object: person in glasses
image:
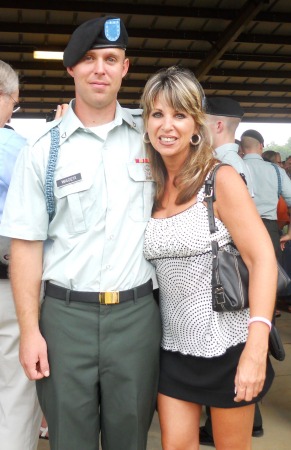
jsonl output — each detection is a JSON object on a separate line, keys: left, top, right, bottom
{"left": 0, "top": 59, "right": 43, "bottom": 450}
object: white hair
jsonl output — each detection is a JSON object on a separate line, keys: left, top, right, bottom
{"left": 0, "top": 60, "right": 19, "bottom": 94}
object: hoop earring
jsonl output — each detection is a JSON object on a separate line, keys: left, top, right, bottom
{"left": 143, "top": 132, "right": 151, "bottom": 144}
{"left": 190, "top": 134, "right": 201, "bottom": 146}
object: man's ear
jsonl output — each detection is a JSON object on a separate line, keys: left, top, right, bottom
{"left": 122, "top": 58, "right": 130, "bottom": 78}
{"left": 67, "top": 67, "right": 74, "bottom": 78}
{"left": 217, "top": 120, "right": 224, "bottom": 133}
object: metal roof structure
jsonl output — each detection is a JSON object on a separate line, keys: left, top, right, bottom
{"left": 1, "top": 0, "right": 291, "bottom": 122}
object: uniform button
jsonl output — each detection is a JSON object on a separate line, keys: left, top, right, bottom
{"left": 106, "top": 264, "right": 111, "bottom": 270}
{"left": 109, "top": 234, "right": 114, "bottom": 240}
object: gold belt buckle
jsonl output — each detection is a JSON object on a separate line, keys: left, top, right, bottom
{"left": 99, "top": 291, "right": 120, "bottom": 304}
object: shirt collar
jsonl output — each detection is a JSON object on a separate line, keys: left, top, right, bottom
{"left": 214, "top": 142, "right": 238, "bottom": 159}
{"left": 117, "top": 103, "right": 142, "bottom": 133}
{"left": 58, "top": 100, "right": 141, "bottom": 144}
{"left": 243, "top": 153, "right": 263, "bottom": 160}
{"left": 58, "top": 100, "right": 83, "bottom": 143}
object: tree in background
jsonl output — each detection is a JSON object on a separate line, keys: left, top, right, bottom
{"left": 265, "top": 137, "right": 291, "bottom": 161}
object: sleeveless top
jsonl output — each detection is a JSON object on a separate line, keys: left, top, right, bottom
{"left": 143, "top": 179, "right": 250, "bottom": 358}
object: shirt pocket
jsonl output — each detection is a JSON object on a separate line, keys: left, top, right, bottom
{"left": 54, "top": 178, "right": 94, "bottom": 234}
{"left": 127, "top": 163, "right": 155, "bottom": 222}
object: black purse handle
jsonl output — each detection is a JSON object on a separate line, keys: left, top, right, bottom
{"left": 204, "top": 163, "right": 229, "bottom": 235}
{"left": 204, "top": 163, "right": 230, "bottom": 263}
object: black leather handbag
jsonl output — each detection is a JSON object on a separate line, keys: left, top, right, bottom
{"left": 205, "top": 163, "right": 291, "bottom": 313}
{"left": 210, "top": 239, "right": 290, "bottom": 313}
{"left": 204, "top": 164, "right": 289, "bottom": 360}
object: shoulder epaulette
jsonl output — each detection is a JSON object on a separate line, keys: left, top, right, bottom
{"left": 29, "top": 118, "right": 62, "bottom": 147}
{"left": 126, "top": 108, "right": 143, "bottom": 116}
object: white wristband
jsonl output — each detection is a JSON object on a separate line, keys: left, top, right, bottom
{"left": 248, "top": 316, "right": 272, "bottom": 331}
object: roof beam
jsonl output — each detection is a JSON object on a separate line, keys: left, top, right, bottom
{"left": 3, "top": 2, "right": 291, "bottom": 24}
{"left": 194, "top": 0, "right": 265, "bottom": 79}
{"left": 2, "top": 44, "right": 291, "bottom": 64}
{"left": 202, "top": 82, "right": 291, "bottom": 93}
{"left": 18, "top": 90, "right": 291, "bottom": 105}
{"left": 0, "top": 1, "right": 235, "bottom": 18}
{"left": 14, "top": 102, "right": 291, "bottom": 116}
{"left": 8, "top": 60, "right": 291, "bottom": 79}
{"left": 17, "top": 77, "right": 291, "bottom": 94}
{"left": 208, "top": 68, "right": 291, "bottom": 78}
{"left": 0, "top": 2, "right": 246, "bottom": 19}
{"left": 2, "top": 21, "right": 291, "bottom": 45}
{"left": 14, "top": 112, "right": 291, "bottom": 124}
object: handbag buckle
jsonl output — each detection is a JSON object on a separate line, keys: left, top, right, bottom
{"left": 214, "top": 286, "right": 225, "bottom": 305}
{"left": 204, "top": 186, "right": 213, "bottom": 198}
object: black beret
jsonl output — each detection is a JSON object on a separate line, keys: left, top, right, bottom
{"left": 205, "top": 96, "right": 244, "bottom": 119}
{"left": 63, "top": 16, "right": 128, "bottom": 67}
{"left": 241, "top": 129, "right": 264, "bottom": 146}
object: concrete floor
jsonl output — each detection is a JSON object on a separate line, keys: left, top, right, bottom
{"left": 38, "top": 308, "right": 291, "bottom": 450}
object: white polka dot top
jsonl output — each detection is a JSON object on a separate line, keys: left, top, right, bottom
{"left": 144, "top": 180, "right": 249, "bottom": 358}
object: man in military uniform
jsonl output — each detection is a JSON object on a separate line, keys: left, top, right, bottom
{"left": 0, "top": 17, "right": 161, "bottom": 450}
{"left": 204, "top": 96, "right": 254, "bottom": 196}
{"left": 241, "top": 129, "right": 291, "bottom": 259}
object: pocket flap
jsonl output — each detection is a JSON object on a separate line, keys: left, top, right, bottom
{"left": 127, "top": 162, "right": 153, "bottom": 182}
{"left": 54, "top": 174, "right": 93, "bottom": 198}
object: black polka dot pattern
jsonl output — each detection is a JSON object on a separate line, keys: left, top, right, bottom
{"left": 144, "top": 182, "right": 249, "bottom": 357}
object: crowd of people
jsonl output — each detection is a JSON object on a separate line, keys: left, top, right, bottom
{"left": 0, "top": 15, "right": 290, "bottom": 450}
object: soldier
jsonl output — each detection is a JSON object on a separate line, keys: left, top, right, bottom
{"left": 0, "top": 17, "right": 161, "bottom": 450}
{"left": 241, "top": 129, "right": 291, "bottom": 261}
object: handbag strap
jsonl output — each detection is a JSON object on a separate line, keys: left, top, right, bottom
{"left": 204, "top": 163, "right": 228, "bottom": 261}
{"left": 204, "top": 163, "right": 229, "bottom": 234}
{"left": 205, "top": 163, "right": 241, "bottom": 258}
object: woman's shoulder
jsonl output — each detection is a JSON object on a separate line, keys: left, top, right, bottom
{"left": 213, "top": 163, "right": 243, "bottom": 187}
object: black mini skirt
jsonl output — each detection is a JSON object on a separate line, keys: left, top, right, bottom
{"left": 159, "top": 343, "right": 274, "bottom": 408}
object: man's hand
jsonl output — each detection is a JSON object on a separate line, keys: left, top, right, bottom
{"left": 280, "top": 232, "right": 291, "bottom": 250}
{"left": 19, "top": 329, "right": 50, "bottom": 380}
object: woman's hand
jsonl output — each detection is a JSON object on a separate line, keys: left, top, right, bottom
{"left": 234, "top": 322, "right": 269, "bottom": 402}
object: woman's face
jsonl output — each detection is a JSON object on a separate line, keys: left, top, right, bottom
{"left": 147, "top": 95, "right": 198, "bottom": 162}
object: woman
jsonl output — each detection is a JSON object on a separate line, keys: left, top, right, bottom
{"left": 141, "top": 66, "right": 276, "bottom": 450}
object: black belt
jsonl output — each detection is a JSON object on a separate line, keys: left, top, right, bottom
{"left": 45, "top": 279, "right": 153, "bottom": 304}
